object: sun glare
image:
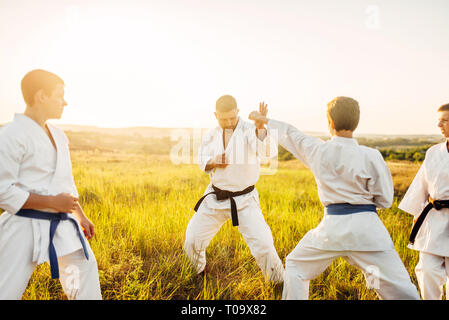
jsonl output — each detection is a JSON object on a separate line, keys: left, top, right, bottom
{"left": 0, "top": 1, "right": 448, "bottom": 134}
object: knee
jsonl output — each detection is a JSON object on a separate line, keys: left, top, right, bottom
{"left": 284, "top": 255, "right": 315, "bottom": 281}
{"left": 285, "top": 253, "right": 298, "bottom": 269}
{"left": 251, "top": 240, "right": 275, "bottom": 260}
{"left": 69, "top": 252, "right": 98, "bottom": 275}
{"left": 184, "top": 236, "right": 194, "bottom": 255}
{"left": 284, "top": 263, "right": 308, "bottom": 283}
{"left": 184, "top": 229, "right": 201, "bottom": 256}
{"left": 415, "top": 257, "right": 444, "bottom": 279}
{"left": 85, "top": 246, "right": 99, "bottom": 269}
{"left": 87, "top": 254, "right": 99, "bottom": 271}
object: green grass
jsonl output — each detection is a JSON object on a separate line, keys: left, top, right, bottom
{"left": 20, "top": 151, "right": 422, "bottom": 300}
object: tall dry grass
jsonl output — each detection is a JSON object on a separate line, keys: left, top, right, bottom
{"left": 21, "top": 152, "right": 423, "bottom": 300}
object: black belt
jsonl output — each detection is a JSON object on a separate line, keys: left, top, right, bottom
{"left": 194, "top": 185, "right": 255, "bottom": 226}
{"left": 409, "top": 197, "right": 449, "bottom": 244}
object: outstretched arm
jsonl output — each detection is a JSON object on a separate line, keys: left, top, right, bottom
{"left": 249, "top": 110, "right": 323, "bottom": 168}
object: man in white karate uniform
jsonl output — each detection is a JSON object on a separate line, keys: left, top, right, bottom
{"left": 184, "top": 95, "right": 284, "bottom": 284}
{"left": 399, "top": 103, "right": 449, "bottom": 300}
{"left": 0, "top": 69, "right": 102, "bottom": 300}
{"left": 249, "top": 96, "right": 420, "bottom": 299}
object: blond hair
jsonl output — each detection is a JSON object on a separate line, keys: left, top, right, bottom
{"left": 216, "top": 95, "right": 237, "bottom": 112}
{"left": 327, "top": 96, "right": 360, "bottom": 131}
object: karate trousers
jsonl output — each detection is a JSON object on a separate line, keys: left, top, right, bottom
{"left": 0, "top": 217, "right": 102, "bottom": 300}
{"left": 184, "top": 199, "right": 285, "bottom": 283}
{"left": 282, "top": 244, "right": 420, "bottom": 300}
{"left": 415, "top": 252, "right": 449, "bottom": 300}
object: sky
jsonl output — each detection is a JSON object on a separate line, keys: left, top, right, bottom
{"left": 0, "top": 0, "right": 448, "bottom": 134}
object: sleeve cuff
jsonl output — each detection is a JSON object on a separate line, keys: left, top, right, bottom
{"left": 5, "top": 190, "right": 30, "bottom": 215}
{"left": 398, "top": 202, "right": 422, "bottom": 216}
{"left": 199, "top": 156, "right": 212, "bottom": 173}
{"left": 266, "top": 119, "right": 275, "bottom": 129}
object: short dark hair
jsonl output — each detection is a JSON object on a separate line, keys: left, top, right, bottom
{"left": 437, "top": 103, "right": 449, "bottom": 112}
{"left": 327, "top": 96, "right": 360, "bottom": 131}
{"left": 21, "top": 69, "right": 64, "bottom": 106}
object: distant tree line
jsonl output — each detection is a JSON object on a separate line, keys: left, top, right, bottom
{"left": 378, "top": 146, "right": 430, "bottom": 162}
{"left": 278, "top": 139, "right": 441, "bottom": 163}
{"left": 63, "top": 129, "right": 442, "bottom": 163}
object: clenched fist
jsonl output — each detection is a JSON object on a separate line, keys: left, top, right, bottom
{"left": 51, "top": 193, "right": 79, "bottom": 213}
{"left": 205, "top": 153, "right": 228, "bottom": 171}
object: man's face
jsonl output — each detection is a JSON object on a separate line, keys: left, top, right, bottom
{"left": 438, "top": 111, "right": 449, "bottom": 138}
{"left": 41, "top": 83, "right": 67, "bottom": 120}
{"left": 215, "top": 108, "right": 239, "bottom": 130}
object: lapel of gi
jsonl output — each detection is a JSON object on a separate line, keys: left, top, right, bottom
{"left": 46, "top": 124, "right": 67, "bottom": 195}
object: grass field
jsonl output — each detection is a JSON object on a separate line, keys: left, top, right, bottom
{"left": 21, "top": 151, "right": 424, "bottom": 300}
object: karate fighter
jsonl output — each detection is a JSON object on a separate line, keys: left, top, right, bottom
{"left": 184, "top": 95, "right": 284, "bottom": 284}
{"left": 399, "top": 103, "right": 449, "bottom": 300}
{"left": 249, "top": 96, "right": 420, "bottom": 300}
{"left": 0, "top": 69, "right": 102, "bottom": 300}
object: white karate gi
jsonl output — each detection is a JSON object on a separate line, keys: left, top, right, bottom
{"left": 399, "top": 142, "right": 449, "bottom": 299}
{"left": 184, "top": 118, "right": 285, "bottom": 283}
{"left": 267, "top": 119, "right": 419, "bottom": 300}
{"left": 0, "top": 114, "right": 102, "bottom": 300}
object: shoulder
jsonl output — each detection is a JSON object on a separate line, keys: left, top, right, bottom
{"left": 239, "top": 120, "right": 258, "bottom": 137}
{"left": 425, "top": 143, "right": 444, "bottom": 157}
{"left": 202, "top": 126, "right": 220, "bottom": 143}
{"left": 0, "top": 121, "right": 29, "bottom": 157}
{"left": 0, "top": 121, "right": 28, "bottom": 145}
{"left": 360, "top": 144, "right": 381, "bottom": 155}
{"left": 0, "top": 121, "right": 15, "bottom": 136}
{"left": 240, "top": 119, "right": 255, "bottom": 130}
{"left": 359, "top": 145, "right": 385, "bottom": 163}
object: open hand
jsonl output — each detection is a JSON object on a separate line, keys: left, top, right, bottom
{"left": 79, "top": 216, "right": 95, "bottom": 240}
{"left": 256, "top": 102, "right": 268, "bottom": 129}
{"left": 249, "top": 102, "right": 269, "bottom": 126}
{"left": 259, "top": 101, "right": 268, "bottom": 117}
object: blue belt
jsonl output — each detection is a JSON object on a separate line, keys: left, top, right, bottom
{"left": 325, "top": 203, "right": 377, "bottom": 215}
{"left": 16, "top": 209, "right": 89, "bottom": 279}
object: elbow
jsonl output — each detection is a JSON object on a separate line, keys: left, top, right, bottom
{"left": 0, "top": 189, "right": 30, "bottom": 215}
{"left": 375, "top": 196, "right": 393, "bottom": 209}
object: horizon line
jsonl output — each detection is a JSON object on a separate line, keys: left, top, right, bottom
{"left": 54, "top": 123, "right": 443, "bottom": 138}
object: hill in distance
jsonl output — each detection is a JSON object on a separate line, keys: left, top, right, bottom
{"left": 58, "top": 124, "right": 442, "bottom": 140}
